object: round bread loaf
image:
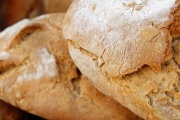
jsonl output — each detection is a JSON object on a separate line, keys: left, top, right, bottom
{"left": 63, "top": 0, "right": 180, "bottom": 119}
{"left": 0, "top": 13, "right": 142, "bottom": 120}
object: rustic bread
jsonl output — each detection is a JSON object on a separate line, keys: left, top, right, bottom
{"left": 63, "top": 0, "right": 180, "bottom": 120}
{"left": 0, "top": 13, "right": 142, "bottom": 120}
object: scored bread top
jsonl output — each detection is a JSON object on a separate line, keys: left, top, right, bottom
{"left": 63, "top": 0, "right": 180, "bottom": 77}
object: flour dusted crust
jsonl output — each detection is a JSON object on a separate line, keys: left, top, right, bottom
{"left": 0, "top": 14, "right": 142, "bottom": 120}
{"left": 63, "top": 0, "right": 180, "bottom": 119}
{"left": 68, "top": 35, "right": 180, "bottom": 120}
{"left": 63, "top": 0, "right": 180, "bottom": 77}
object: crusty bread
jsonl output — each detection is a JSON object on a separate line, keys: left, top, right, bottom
{"left": 68, "top": 39, "right": 180, "bottom": 120}
{"left": 0, "top": 13, "right": 142, "bottom": 120}
{"left": 63, "top": 0, "right": 180, "bottom": 120}
{"left": 173, "top": 38, "right": 180, "bottom": 65}
{"left": 63, "top": 0, "right": 180, "bottom": 77}
{"left": 170, "top": 1, "right": 180, "bottom": 38}
{"left": 0, "top": 100, "right": 44, "bottom": 120}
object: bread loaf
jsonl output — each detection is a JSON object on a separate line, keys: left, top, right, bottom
{"left": 0, "top": 13, "right": 142, "bottom": 120}
{"left": 63, "top": 0, "right": 180, "bottom": 119}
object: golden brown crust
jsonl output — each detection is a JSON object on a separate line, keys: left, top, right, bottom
{"left": 0, "top": 13, "right": 142, "bottom": 120}
{"left": 63, "top": 0, "right": 180, "bottom": 119}
{"left": 68, "top": 37, "right": 180, "bottom": 120}
{"left": 172, "top": 38, "right": 180, "bottom": 65}
{"left": 170, "top": 1, "right": 180, "bottom": 38}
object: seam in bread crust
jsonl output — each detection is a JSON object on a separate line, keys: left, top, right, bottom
{"left": 0, "top": 13, "right": 142, "bottom": 120}
{"left": 68, "top": 37, "right": 180, "bottom": 120}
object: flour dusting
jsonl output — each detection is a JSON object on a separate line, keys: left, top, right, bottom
{"left": 17, "top": 48, "right": 57, "bottom": 82}
{"left": 0, "top": 51, "right": 10, "bottom": 60}
{"left": 64, "top": 0, "right": 176, "bottom": 76}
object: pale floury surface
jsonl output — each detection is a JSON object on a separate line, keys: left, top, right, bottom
{"left": 0, "top": 13, "right": 142, "bottom": 120}
{"left": 63, "top": 0, "right": 180, "bottom": 120}
{"left": 63, "top": 0, "right": 179, "bottom": 77}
